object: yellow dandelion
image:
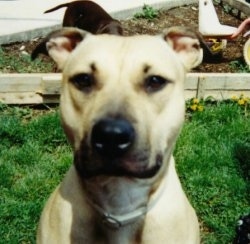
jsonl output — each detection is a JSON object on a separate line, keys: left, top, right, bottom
{"left": 192, "top": 98, "right": 199, "bottom": 104}
{"left": 238, "top": 99, "right": 245, "bottom": 105}
{"left": 191, "top": 104, "right": 198, "bottom": 111}
{"left": 231, "top": 95, "right": 238, "bottom": 101}
{"left": 198, "top": 105, "right": 204, "bottom": 112}
{"left": 243, "top": 97, "right": 249, "bottom": 103}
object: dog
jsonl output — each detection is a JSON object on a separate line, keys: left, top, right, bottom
{"left": 44, "top": 0, "right": 123, "bottom": 35}
{"left": 31, "top": 1, "right": 122, "bottom": 61}
{"left": 36, "top": 26, "right": 202, "bottom": 243}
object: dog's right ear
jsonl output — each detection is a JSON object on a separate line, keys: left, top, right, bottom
{"left": 31, "top": 28, "right": 89, "bottom": 70}
{"left": 162, "top": 26, "right": 203, "bottom": 70}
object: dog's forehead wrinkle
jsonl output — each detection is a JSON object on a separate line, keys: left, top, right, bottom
{"left": 90, "top": 62, "right": 97, "bottom": 72}
{"left": 143, "top": 64, "right": 151, "bottom": 73}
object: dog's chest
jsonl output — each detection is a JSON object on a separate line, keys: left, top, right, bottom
{"left": 82, "top": 178, "right": 151, "bottom": 243}
{"left": 103, "top": 223, "right": 144, "bottom": 244}
{"left": 85, "top": 177, "right": 150, "bottom": 215}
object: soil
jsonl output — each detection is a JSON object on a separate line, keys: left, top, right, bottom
{"left": 1, "top": 3, "right": 248, "bottom": 73}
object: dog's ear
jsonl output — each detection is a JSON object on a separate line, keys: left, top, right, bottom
{"left": 162, "top": 27, "right": 203, "bottom": 70}
{"left": 31, "top": 28, "right": 89, "bottom": 70}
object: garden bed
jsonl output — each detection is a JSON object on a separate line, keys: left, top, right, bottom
{"left": 0, "top": 0, "right": 249, "bottom": 104}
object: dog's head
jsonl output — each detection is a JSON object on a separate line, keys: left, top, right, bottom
{"left": 38, "top": 27, "right": 202, "bottom": 181}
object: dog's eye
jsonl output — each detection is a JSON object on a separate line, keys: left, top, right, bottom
{"left": 70, "top": 73, "right": 95, "bottom": 92}
{"left": 144, "top": 75, "right": 168, "bottom": 93}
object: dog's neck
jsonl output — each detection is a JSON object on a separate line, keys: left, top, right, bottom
{"left": 84, "top": 175, "right": 167, "bottom": 229}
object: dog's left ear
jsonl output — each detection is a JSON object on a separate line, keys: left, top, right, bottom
{"left": 162, "top": 27, "right": 203, "bottom": 70}
{"left": 31, "top": 28, "right": 89, "bottom": 70}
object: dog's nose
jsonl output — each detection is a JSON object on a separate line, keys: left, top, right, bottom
{"left": 91, "top": 118, "right": 135, "bottom": 158}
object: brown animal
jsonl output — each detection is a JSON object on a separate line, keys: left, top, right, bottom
{"left": 31, "top": 1, "right": 122, "bottom": 60}
{"left": 45, "top": 0, "right": 123, "bottom": 35}
{"left": 36, "top": 27, "right": 202, "bottom": 243}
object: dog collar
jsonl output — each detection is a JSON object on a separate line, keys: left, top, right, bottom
{"left": 88, "top": 177, "right": 167, "bottom": 229}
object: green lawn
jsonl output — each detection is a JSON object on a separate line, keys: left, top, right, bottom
{"left": 0, "top": 101, "right": 249, "bottom": 243}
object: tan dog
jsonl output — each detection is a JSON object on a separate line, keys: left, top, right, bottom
{"left": 36, "top": 27, "right": 203, "bottom": 244}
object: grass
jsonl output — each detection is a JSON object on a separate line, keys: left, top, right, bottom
{"left": 0, "top": 47, "right": 54, "bottom": 73}
{"left": 0, "top": 104, "right": 71, "bottom": 243}
{"left": 0, "top": 100, "right": 249, "bottom": 243}
{"left": 175, "top": 101, "right": 250, "bottom": 243}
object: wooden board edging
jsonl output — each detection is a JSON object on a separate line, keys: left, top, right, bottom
{"left": 0, "top": 73, "right": 249, "bottom": 104}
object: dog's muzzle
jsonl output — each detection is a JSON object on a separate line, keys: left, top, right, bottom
{"left": 74, "top": 117, "right": 163, "bottom": 179}
{"left": 91, "top": 118, "right": 135, "bottom": 159}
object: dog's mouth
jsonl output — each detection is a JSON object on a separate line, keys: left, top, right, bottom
{"left": 74, "top": 148, "right": 163, "bottom": 179}
{"left": 74, "top": 117, "right": 163, "bottom": 179}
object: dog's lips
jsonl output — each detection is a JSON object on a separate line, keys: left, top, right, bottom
{"left": 119, "top": 154, "right": 162, "bottom": 178}
{"left": 74, "top": 150, "right": 163, "bottom": 179}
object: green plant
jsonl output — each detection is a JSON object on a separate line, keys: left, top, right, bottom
{"left": 134, "top": 4, "right": 159, "bottom": 20}
{"left": 186, "top": 95, "right": 250, "bottom": 117}
{"left": 231, "top": 94, "right": 249, "bottom": 116}
{"left": 222, "top": 4, "right": 232, "bottom": 14}
{"left": 229, "top": 60, "right": 250, "bottom": 73}
{"left": 186, "top": 98, "right": 205, "bottom": 113}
